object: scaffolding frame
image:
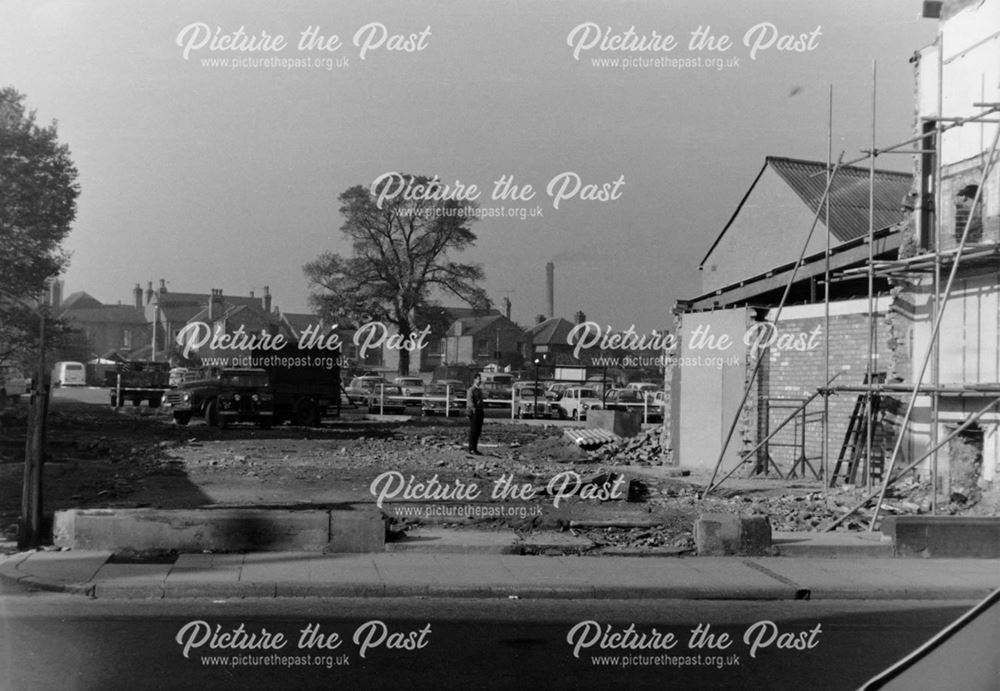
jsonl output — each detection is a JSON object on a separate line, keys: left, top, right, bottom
{"left": 699, "top": 35, "right": 1000, "bottom": 528}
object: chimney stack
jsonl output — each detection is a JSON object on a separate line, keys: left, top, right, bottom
{"left": 146, "top": 281, "right": 154, "bottom": 304}
{"left": 263, "top": 286, "right": 272, "bottom": 313}
{"left": 208, "top": 288, "right": 224, "bottom": 322}
{"left": 535, "top": 314, "right": 546, "bottom": 324}
{"left": 574, "top": 310, "right": 586, "bottom": 325}
{"left": 545, "top": 262, "right": 554, "bottom": 319}
{"left": 133, "top": 283, "right": 142, "bottom": 310}
{"left": 502, "top": 296, "right": 511, "bottom": 320}
{"left": 159, "top": 278, "right": 167, "bottom": 296}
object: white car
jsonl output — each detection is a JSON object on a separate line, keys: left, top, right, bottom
{"left": 393, "top": 376, "right": 425, "bottom": 404}
{"left": 556, "top": 386, "right": 603, "bottom": 421}
{"left": 513, "top": 383, "right": 550, "bottom": 418}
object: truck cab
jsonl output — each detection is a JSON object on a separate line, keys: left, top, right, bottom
{"left": 162, "top": 367, "right": 274, "bottom": 428}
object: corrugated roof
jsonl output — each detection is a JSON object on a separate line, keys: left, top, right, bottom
{"left": 768, "top": 157, "right": 912, "bottom": 242}
{"left": 700, "top": 156, "right": 912, "bottom": 267}
{"left": 563, "top": 428, "right": 619, "bottom": 448}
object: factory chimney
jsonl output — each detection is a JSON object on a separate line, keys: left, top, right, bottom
{"left": 545, "top": 262, "right": 554, "bottom": 319}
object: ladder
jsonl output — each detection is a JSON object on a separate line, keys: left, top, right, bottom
{"left": 829, "top": 375, "right": 886, "bottom": 487}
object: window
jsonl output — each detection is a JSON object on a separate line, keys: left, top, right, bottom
{"left": 955, "top": 184, "right": 983, "bottom": 243}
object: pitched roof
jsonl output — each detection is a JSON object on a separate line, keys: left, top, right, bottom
{"left": 60, "top": 291, "right": 103, "bottom": 311}
{"left": 154, "top": 291, "right": 265, "bottom": 325}
{"left": 526, "top": 317, "right": 575, "bottom": 345}
{"left": 700, "top": 156, "right": 913, "bottom": 267}
{"left": 456, "top": 314, "right": 503, "bottom": 336}
{"left": 154, "top": 291, "right": 262, "bottom": 309}
{"left": 62, "top": 305, "right": 147, "bottom": 326}
{"left": 281, "top": 312, "right": 322, "bottom": 335}
{"left": 188, "top": 302, "right": 278, "bottom": 332}
{"left": 441, "top": 306, "right": 499, "bottom": 320}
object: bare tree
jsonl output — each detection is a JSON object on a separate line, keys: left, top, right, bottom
{"left": 304, "top": 175, "right": 490, "bottom": 374}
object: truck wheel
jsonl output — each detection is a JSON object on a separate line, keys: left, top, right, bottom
{"left": 173, "top": 412, "right": 192, "bottom": 426}
{"left": 205, "top": 399, "right": 219, "bottom": 427}
{"left": 572, "top": 409, "right": 579, "bottom": 421}
{"left": 293, "top": 398, "right": 319, "bottom": 427}
{"left": 131, "top": 396, "right": 142, "bottom": 407}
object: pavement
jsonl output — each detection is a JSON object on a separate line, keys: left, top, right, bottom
{"left": 2, "top": 529, "right": 998, "bottom": 601}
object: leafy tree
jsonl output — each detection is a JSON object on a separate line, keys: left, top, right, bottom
{"left": 304, "top": 174, "right": 490, "bottom": 374}
{"left": 0, "top": 87, "right": 79, "bottom": 368}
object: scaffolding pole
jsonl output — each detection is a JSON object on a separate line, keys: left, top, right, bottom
{"left": 931, "top": 33, "right": 944, "bottom": 515}
{"left": 866, "top": 60, "right": 877, "bottom": 492}
{"left": 867, "top": 120, "right": 1000, "bottom": 531}
{"left": 706, "top": 373, "right": 841, "bottom": 493}
{"left": 808, "top": 104, "right": 1000, "bottom": 176}
{"left": 703, "top": 153, "right": 845, "bottom": 497}
{"left": 823, "top": 84, "right": 833, "bottom": 489}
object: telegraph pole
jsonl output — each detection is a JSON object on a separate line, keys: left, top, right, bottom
{"left": 18, "top": 299, "right": 48, "bottom": 550}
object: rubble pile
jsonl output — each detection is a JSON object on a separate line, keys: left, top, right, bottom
{"left": 572, "top": 524, "right": 695, "bottom": 551}
{"left": 593, "top": 426, "right": 670, "bottom": 466}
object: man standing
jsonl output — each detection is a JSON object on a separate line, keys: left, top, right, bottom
{"left": 466, "top": 374, "right": 485, "bottom": 454}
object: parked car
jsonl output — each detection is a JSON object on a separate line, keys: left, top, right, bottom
{"left": 513, "top": 382, "right": 551, "bottom": 418}
{"left": 51, "top": 361, "right": 86, "bottom": 387}
{"left": 366, "top": 384, "right": 407, "bottom": 414}
{"left": 650, "top": 390, "right": 668, "bottom": 416}
{"left": 0, "top": 366, "right": 30, "bottom": 404}
{"left": 481, "top": 381, "right": 512, "bottom": 408}
{"left": 555, "top": 386, "right": 603, "bottom": 420}
{"left": 605, "top": 388, "right": 663, "bottom": 422}
{"left": 625, "top": 382, "right": 660, "bottom": 395}
{"left": 344, "top": 375, "right": 390, "bottom": 402}
{"left": 545, "top": 382, "right": 572, "bottom": 401}
{"left": 394, "top": 376, "right": 426, "bottom": 404}
{"left": 421, "top": 380, "right": 466, "bottom": 416}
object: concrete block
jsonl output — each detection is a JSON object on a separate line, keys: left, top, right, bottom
{"left": 586, "top": 409, "right": 641, "bottom": 438}
{"left": 330, "top": 508, "right": 387, "bottom": 552}
{"left": 885, "top": 516, "right": 1000, "bottom": 558}
{"left": 694, "top": 513, "right": 772, "bottom": 556}
{"left": 54, "top": 509, "right": 336, "bottom": 552}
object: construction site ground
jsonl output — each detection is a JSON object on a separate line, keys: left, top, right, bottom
{"left": 1, "top": 392, "right": 996, "bottom": 555}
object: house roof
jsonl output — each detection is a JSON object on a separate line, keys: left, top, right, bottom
{"left": 153, "top": 291, "right": 260, "bottom": 307}
{"left": 442, "top": 306, "right": 499, "bottom": 320}
{"left": 62, "top": 305, "right": 147, "bottom": 326}
{"left": 159, "top": 304, "right": 205, "bottom": 324}
{"left": 456, "top": 314, "right": 503, "bottom": 336}
{"left": 154, "top": 291, "right": 265, "bottom": 325}
{"left": 60, "top": 291, "right": 103, "bottom": 311}
{"left": 188, "top": 302, "right": 279, "bottom": 333}
{"left": 700, "top": 156, "right": 913, "bottom": 267}
{"left": 526, "top": 317, "right": 575, "bottom": 345}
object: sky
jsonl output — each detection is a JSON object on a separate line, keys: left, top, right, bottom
{"left": 0, "top": 0, "right": 937, "bottom": 334}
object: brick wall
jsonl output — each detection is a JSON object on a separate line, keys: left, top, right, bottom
{"left": 757, "top": 308, "right": 893, "bottom": 474}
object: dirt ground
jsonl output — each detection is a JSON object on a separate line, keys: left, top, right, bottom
{"left": 1, "top": 396, "right": 992, "bottom": 551}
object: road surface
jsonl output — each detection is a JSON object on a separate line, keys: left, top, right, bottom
{"left": 0, "top": 583, "right": 974, "bottom": 691}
